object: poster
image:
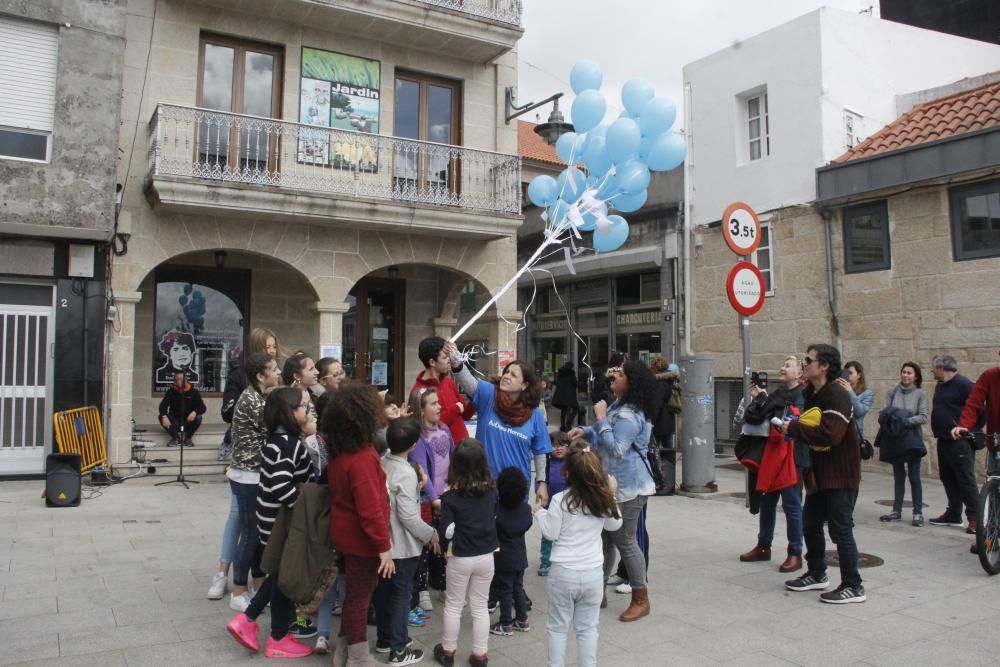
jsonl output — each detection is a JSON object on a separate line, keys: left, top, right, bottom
{"left": 371, "top": 361, "right": 388, "bottom": 386}
{"left": 320, "top": 344, "right": 342, "bottom": 361}
{"left": 498, "top": 349, "right": 516, "bottom": 369}
{"left": 299, "top": 47, "right": 380, "bottom": 170}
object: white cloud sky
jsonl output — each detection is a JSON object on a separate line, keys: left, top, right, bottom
{"left": 516, "top": 0, "right": 878, "bottom": 129}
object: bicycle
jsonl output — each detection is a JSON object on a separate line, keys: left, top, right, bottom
{"left": 973, "top": 433, "right": 1000, "bottom": 575}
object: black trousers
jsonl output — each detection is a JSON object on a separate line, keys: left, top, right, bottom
{"left": 246, "top": 574, "right": 295, "bottom": 640}
{"left": 803, "top": 488, "right": 862, "bottom": 588}
{"left": 937, "top": 437, "right": 980, "bottom": 522}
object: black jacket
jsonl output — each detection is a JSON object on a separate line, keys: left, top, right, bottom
{"left": 745, "top": 384, "right": 805, "bottom": 425}
{"left": 158, "top": 383, "right": 207, "bottom": 419}
{"left": 649, "top": 371, "right": 680, "bottom": 437}
{"left": 552, "top": 365, "right": 579, "bottom": 410}
{"left": 438, "top": 488, "right": 499, "bottom": 558}
{"left": 494, "top": 502, "right": 532, "bottom": 571}
{"left": 222, "top": 362, "right": 247, "bottom": 424}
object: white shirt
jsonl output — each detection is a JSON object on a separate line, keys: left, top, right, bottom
{"left": 535, "top": 490, "right": 623, "bottom": 570}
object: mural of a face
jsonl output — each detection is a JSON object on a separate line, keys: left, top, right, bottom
{"left": 170, "top": 341, "right": 193, "bottom": 369}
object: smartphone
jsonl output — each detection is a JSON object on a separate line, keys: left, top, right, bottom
{"left": 841, "top": 368, "right": 852, "bottom": 380}
{"left": 751, "top": 371, "right": 767, "bottom": 389}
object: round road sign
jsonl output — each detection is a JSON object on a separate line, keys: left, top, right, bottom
{"left": 726, "top": 261, "right": 766, "bottom": 317}
{"left": 722, "top": 201, "right": 761, "bottom": 256}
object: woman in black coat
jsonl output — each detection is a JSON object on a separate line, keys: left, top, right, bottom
{"left": 552, "top": 362, "right": 582, "bottom": 432}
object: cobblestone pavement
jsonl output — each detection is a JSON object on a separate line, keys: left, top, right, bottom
{"left": 1, "top": 460, "right": 997, "bottom": 666}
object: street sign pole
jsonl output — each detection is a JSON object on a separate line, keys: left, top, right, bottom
{"left": 740, "top": 258, "right": 752, "bottom": 403}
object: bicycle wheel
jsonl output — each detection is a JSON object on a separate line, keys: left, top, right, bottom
{"left": 976, "top": 477, "right": 1000, "bottom": 575}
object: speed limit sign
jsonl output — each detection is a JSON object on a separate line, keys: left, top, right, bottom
{"left": 722, "top": 201, "right": 761, "bottom": 256}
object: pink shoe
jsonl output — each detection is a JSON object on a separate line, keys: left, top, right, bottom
{"left": 227, "top": 613, "right": 260, "bottom": 652}
{"left": 264, "top": 635, "right": 314, "bottom": 658}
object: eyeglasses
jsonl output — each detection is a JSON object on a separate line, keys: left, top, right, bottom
{"left": 552, "top": 443, "right": 568, "bottom": 448}
{"left": 298, "top": 401, "right": 311, "bottom": 410}
{"left": 803, "top": 357, "right": 815, "bottom": 366}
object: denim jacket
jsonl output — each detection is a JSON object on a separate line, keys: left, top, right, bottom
{"left": 581, "top": 401, "right": 655, "bottom": 502}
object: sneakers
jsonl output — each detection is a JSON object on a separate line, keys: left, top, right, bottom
{"left": 912, "top": 514, "right": 924, "bottom": 527}
{"left": 537, "top": 564, "right": 550, "bottom": 577}
{"left": 489, "top": 622, "right": 512, "bottom": 637}
{"left": 332, "top": 604, "right": 343, "bottom": 616}
{"left": 412, "top": 607, "right": 431, "bottom": 619}
{"left": 785, "top": 572, "right": 830, "bottom": 592}
{"left": 487, "top": 600, "right": 499, "bottom": 614}
{"left": 433, "top": 643, "right": 455, "bottom": 667}
{"left": 525, "top": 595, "right": 532, "bottom": 611}
{"left": 408, "top": 609, "right": 427, "bottom": 627}
{"left": 819, "top": 584, "right": 866, "bottom": 604}
{"left": 511, "top": 619, "right": 530, "bottom": 632}
{"left": 377, "top": 637, "right": 414, "bottom": 654}
{"left": 389, "top": 647, "right": 424, "bottom": 665}
{"left": 880, "top": 511, "right": 901, "bottom": 522}
{"left": 929, "top": 513, "right": 964, "bottom": 527}
{"left": 229, "top": 590, "right": 252, "bottom": 613}
{"left": 606, "top": 574, "right": 626, "bottom": 586}
{"left": 967, "top": 520, "right": 978, "bottom": 535}
{"left": 227, "top": 613, "right": 260, "bottom": 652}
{"left": 314, "top": 636, "right": 330, "bottom": 655}
{"left": 615, "top": 582, "right": 632, "bottom": 594}
{"left": 207, "top": 572, "right": 228, "bottom": 600}
{"left": 289, "top": 616, "right": 317, "bottom": 639}
{"left": 264, "top": 634, "right": 313, "bottom": 658}
{"left": 419, "top": 590, "right": 434, "bottom": 611}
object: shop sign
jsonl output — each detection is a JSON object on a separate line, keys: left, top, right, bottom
{"left": 535, "top": 318, "right": 565, "bottom": 332}
{"left": 615, "top": 310, "right": 661, "bottom": 327}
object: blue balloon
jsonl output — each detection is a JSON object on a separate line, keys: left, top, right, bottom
{"left": 648, "top": 133, "right": 687, "bottom": 172}
{"left": 571, "top": 90, "right": 606, "bottom": 134}
{"left": 605, "top": 118, "right": 641, "bottom": 164}
{"left": 577, "top": 204, "right": 606, "bottom": 232}
{"left": 570, "top": 60, "right": 603, "bottom": 94}
{"left": 527, "top": 174, "right": 557, "bottom": 207}
{"left": 555, "top": 132, "right": 581, "bottom": 164}
{"left": 582, "top": 136, "right": 612, "bottom": 176}
{"left": 637, "top": 134, "right": 656, "bottom": 160}
{"left": 615, "top": 159, "right": 650, "bottom": 195}
{"left": 621, "top": 78, "right": 655, "bottom": 115}
{"left": 587, "top": 123, "right": 610, "bottom": 140}
{"left": 550, "top": 199, "right": 571, "bottom": 227}
{"left": 555, "top": 168, "right": 587, "bottom": 204}
{"left": 640, "top": 96, "right": 677, "bottom": 137}
{"left": 612, "top": 189, "right": 647, "bottom": 213}
{"left": 594, "top": 215, "right": 630, "bottom": 253}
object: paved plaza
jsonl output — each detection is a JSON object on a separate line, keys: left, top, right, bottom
{"left": 1, "top": 461, "right": 998, "bottom": 666}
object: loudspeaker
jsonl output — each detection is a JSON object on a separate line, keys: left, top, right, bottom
{"left": 46, "top": 453, "right": 82, "bottom": 507}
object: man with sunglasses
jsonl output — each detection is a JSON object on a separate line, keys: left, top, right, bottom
{"left": 779, "top": 344, "right": 865, "bottom": 604}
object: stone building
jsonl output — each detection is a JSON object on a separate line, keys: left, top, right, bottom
{"left": 109, "top": 0, "right": 524, "bottom": 472}
{"left": 0, "top": 1, "right": 126, "bottom": 474}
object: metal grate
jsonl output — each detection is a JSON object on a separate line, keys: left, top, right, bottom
{"left": 714, "top": 377, "right": 743, "bottom": 444}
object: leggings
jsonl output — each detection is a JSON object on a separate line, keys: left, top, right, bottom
{"left": 245, "top": 574, "right": 294, "bottom": 640}
{"left": 340, "top": 554, "right": 380, "bottom": 645}
{"left": 229, "top": 479, "right": 263, "bottom": 586}
{"left": 220, "top": 491, "right": 239, "bottom": 564}
{"left": 603, "top": 496, "right": 648, "bottom": 589}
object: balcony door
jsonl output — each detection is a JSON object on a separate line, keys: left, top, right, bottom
{"left": 393, "top": 71, "right": 462, "bottom": 201}
{"left": 197, "top": 34, "right": 284, "bottom": 177}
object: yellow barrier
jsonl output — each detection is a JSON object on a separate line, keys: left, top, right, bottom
{"left": 53, "top": 407, "right": 107, "bottom": 474}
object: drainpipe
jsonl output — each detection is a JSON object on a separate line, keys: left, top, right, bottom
{"left": 682, "top": 81, "right": 694, "bottom": 357}
{"left": 822, "top": 209, "right": 842, "bottom": 353}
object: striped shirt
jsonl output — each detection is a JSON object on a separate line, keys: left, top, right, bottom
{"left": 256, "top": 429, "right": 314, "bottom": 545}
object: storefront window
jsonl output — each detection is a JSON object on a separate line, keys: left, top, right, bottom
{"left": 616, "top": 272, "right": 659, "bottom": 306}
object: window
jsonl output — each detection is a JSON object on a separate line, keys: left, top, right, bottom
{"left": 843, "top": 201, "right": 891, "bottom": 273}
{"left": 0, "top": 17, "right": 58, "bottom": 161}
{"left": 393, "top": 71, "right": 461, "bottom": 196}
{"left": 751, "top": 221, "right": 774, "bottom": 294}
{"left": 197, "top": 34, "right": 283, "bottom": 172}
{"left": 747, "top": 91, "right": 769, "bottom": 162}
{"left": 844, "top": 109, "right": 863, "bottom": 150}
{"left": 616, "top": 272, "right": 659, "bottom": 306}
{"left": 950, "top": 179, "right": 1000, "bottom": 261}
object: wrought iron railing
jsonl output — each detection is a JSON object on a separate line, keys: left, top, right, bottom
{"left": 147, "top": 104, "right": 522, "bottom": 215}
{"left": 417, "top": 0, "right": 522, "bottom": 26}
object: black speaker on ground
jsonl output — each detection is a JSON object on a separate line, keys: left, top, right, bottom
{"left": 46, "top": 453, "right": 82, "bottom": 507}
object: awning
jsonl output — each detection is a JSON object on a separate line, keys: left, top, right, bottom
{"left": 516, "top": 244, "right": 663, "bottom": 287}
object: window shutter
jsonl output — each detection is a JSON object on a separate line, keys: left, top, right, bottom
{"left": 0, "top": 17, "right": 59, "bottom": 132}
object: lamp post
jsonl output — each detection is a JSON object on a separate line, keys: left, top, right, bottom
{"left": 505, "top": 87, "right": 574, "bottom": 145}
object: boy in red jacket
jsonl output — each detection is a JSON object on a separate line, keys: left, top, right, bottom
{"left": 412, "top": 337, "right": 474, "bottom": 443}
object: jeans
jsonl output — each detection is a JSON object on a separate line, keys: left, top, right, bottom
{"left": 494, "top": 568, "right": 528, "bottom": 625}
{"left": 245, "top": 575, "right": 294, "bottom": 640}
{"left": 546, "top": 564, "right": 603, "bottom": 667}
{"left": 442, "top": 553, "right": 494, "bottom": 655}
{"left": 892, "top": 454, "right": 923, "bottom": 514}
{"left": 317, "top": 574, "right": 346, "bottom": 639}
{"left": 341, "top": 554, "right": 380, "bottom": 645}
{"left": 229, "top": 480, "right": 262, "bottom": 586}
{"left": 803, "top": 488, "right": 862, "bottom": 588}
{"left": 375, "top": 557, "right": 420, "bottom": 652}
{"left": 603, "top": 495, "right": 648, "bottom": 589}
{"left": 758, "top": 483, "right": 803, "bottom": 552}
{"left": 220, "top": 491, "right": 239, "bottom": 564}
{"left": 937, "top": 438, "right": 979, "bottom": 521}
{"left": 540, "top": 538, "right": 553, "bottom": 569}
{"left": 162, "top": 414, "right": 202, "bottom": 441}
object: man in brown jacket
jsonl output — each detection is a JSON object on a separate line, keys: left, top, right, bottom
{"left": 780, "top": 343, "right": 865, "bottom": 604}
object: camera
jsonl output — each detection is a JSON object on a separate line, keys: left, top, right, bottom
{"left": 751, "top": 371, "right": 767, "bottom": 390}
{"left": 840, "top": 368, "right": 852, "bottom": 380}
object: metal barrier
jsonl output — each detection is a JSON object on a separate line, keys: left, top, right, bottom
{"left": 53, "top": 407, "right": 107, "bottom": 474}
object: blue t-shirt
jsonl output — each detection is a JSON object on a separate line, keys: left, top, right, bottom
{"left": 472, "top": 379, "right": 551, "bottom": 479}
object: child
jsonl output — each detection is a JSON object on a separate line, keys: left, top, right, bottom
{"left": 226, "top": 387, "right": 316, "bottom": 659}
{"left": 535, "top": 448, "right": 622, "bottom": 667}
{"left": 537, "top": 431, "right": 571, "bottom": 576}
{"left": 408, "top": 387, "right": 454, "bottom": 608}
{"left": 490, "top": 467, "right": 533, "bottom": 636}
{"left": 375, "top": 418, "right": 439, "bottom": 665}
{"left": 433, "top": 439, "right": 498, "bottom": 667}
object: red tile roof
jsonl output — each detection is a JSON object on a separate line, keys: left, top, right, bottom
{"left": 518, "top": 120, "right": 563, "bottom": 165}
{"left": 835, "top": 77, "right": 1000, "bottom": 163}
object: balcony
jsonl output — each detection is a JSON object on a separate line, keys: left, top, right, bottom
{"left": 197, "top": 0, "right": 523, "bottom": 64}
{"left": 145, "top": 104, "right": 522, "bottom": 238}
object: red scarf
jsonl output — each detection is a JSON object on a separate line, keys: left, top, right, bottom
{"left": 493, "top": 382, "right": 534, "bottom": 427}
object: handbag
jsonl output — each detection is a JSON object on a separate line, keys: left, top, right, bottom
{"left": 853, "top": 419, "right": 874, "bottom": 461}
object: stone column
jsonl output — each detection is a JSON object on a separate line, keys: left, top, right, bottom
{"left": 476, "top": 310, "right": 522, "bottom": 375}
{"left": 433, "top": 317, "right": 457, "bottom": 338}
{"left": 316, "top": 303, "right": 350, "bottom": 352}
{"left": 108, "top": 291, "right": 141, "bottom": 473}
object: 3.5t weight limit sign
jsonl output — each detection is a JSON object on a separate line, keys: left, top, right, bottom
{"left": 722, "top": 201, "right": 762, "bottom": 256}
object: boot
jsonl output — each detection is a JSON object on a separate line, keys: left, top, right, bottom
{"left": 618, "top": 587, "right": 650, "bottom": 622}
{"left": 331, "top": 635, "right": 348, "bottom": 667}
{"left": 739, "top": 543, "right": 772, "bottom": 562}
{"left": 778, "top": 549, "right": 803, "bottom": 573}
{"left": 346, "top": 641, "right": 376, "bottom": 667}
{"left": 600, "top": 590, "right": 607, "bottom": 609}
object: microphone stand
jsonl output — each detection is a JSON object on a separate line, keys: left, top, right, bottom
{"left": 157, "top": 369, "right": 199, "bottom": 489}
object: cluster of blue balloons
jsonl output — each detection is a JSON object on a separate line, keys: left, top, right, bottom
{"left": 526, "top": 60, "right": 687, "bottom": 253}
